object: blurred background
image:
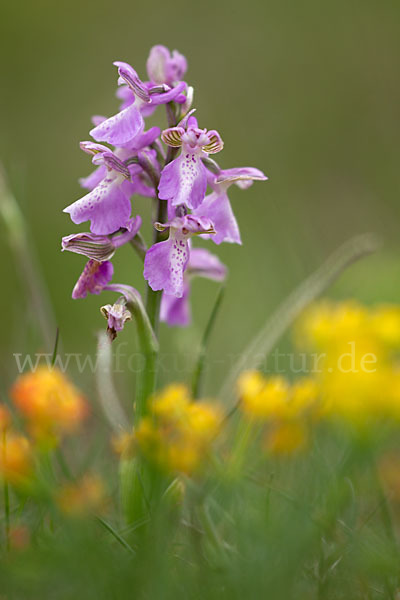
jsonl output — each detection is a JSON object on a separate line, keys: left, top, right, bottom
{"left": 0, "top": 0, "right": 399, "bottom": 405}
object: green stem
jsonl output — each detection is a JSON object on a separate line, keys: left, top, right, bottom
{"left": 129, "top": 232, "right": 147, "bottom": 262}
{"left": 127, "top": 298, "right": 159, "bottom": 421}
{"left": 144, "top": 103, "right": 180, "bottom": 335}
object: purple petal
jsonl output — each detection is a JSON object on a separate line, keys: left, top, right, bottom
{"left": 64, "top": 177, "right": 132, "bottom": 235}
{"left": 149, "top": 81, "right": 187, "bottom": 106}
{"left": 214, "top": 167, "right": 268, "bottom": 189}
{"left": 72, "top": 260, "right": 113, "bottom": 299}
{"left": 80, "top": 141, "right": 110, "bottom": 156}
{"left": 146, "top": 45, "right": 170, "bottom": 84}
{"left": 188, "top": 248, "right": 227, "bottom": 280}
{"left": 91, "top": 115, "right": 107, "bottom": 126}
{"left": 90, "top": 102, "right": 144, "bottom": 146}
{"left": 122, "top": 215, "right": 142, "bottom": 237}
{"left": 147, "top": 46, "right": 187, "bottom": 86}
{"left": 160, "top": 283, "right": 191, "bottom": 327}
{"left": 79, "top": 165, "right": 107, "bottom": 190}
{"left": 101, "top": 299, "right": 132, "bottom": 335}
{"left": 144, "top": 235, "right": 189, "bottom": 298}
{"left": 158, "top": 152, "right": 207, "bottom": 210}
{"left": 194, "top": 191, "right": 241, "bottom": 245}
{"left": 129, "top": 126, "right": 161, "bottom": 150}
{"left": 116, "top": 86, "right": 135, "bottom": 111}
{"left": 62, "top": 232, "right": 116, "bottom": 262}
{"left": 114, "top": 61, "right": 150, "bottom": 102}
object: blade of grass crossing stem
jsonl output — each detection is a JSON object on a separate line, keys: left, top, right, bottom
{"left": 192, "top": 285, "right": 225, "bottom": 398}
{"left": 95, "top": 516, "right": 136, "bottom": 555}
{"left": 220, "top": 233, "right": 381, "bottom": 410}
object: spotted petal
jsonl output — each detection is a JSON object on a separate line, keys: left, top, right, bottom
{"left": 144, "top": 235, "right": 190, "bottom": 297}
{"left": 158, "top": 152, "right": 207, "bottom": 210}
{"left": 64, "top": 177, "right": 132, "bottom": 235}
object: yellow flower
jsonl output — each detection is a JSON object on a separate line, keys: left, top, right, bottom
{"left": 152, "top": 383, "right": 191, "bottom": 419}
{"left": 265, "top": 421, "right": 307, "bottom": 455}
{"left": 288, "top": 377, "right": 319, "bottom": 417}
{"left": 134, "top": 385, "right": 222, "bottom": 475}
{"left": 0, "top": 433, "right": 33, "bottom": 486}
{"left": 56, "top": 474, "right": 107, "bottom": 517}
{"left": 296, "top": 300, "right": 371, "bottom": 353}
{"left": 371, "top": 304, "right": 400, "bottom": 349}
{"left": 295, "top": 300, "right": 400, "bottom": 427}
{"left": 238, "top": 371, "right": 290, "bottom": 420}
{"left": 111, "top": 430, "right": 135, "bottom": 457}
{"left": 10, "top": 367, "right": 88, "bottom": 444}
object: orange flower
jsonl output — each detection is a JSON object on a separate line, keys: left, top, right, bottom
{"left": 0, "top": 433, "right": 33, "bottom": 486}
{"left": 9, "top": 525, "right": 30, "bottom": 551}
{"left": 56, "top": 474, "right": 107, "bottom": 517}
{"left": 10, "top": 367, "right": 88, "bottom": 444}
{"left": 0, "top": 404, "right": 11, "bottom": 432}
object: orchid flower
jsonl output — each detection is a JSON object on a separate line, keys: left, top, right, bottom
{"left": 144, "top": 215, "right": 215, "bottom": 297}
{"left": 79, "top": 127, "right": 160, "bottom": 195}
{"left": 64, "top": 143, "right": 139, "bottom": 235}
{"left": 100, "top": 297, "right": 132, "bottom": 341}
{"left": 92, "top": 62, "right": 187, "bottom": 146}
{"left": 160, "top": 248, "right": 226, "bottom": 326}
{"left": 158, "top": 118, "right": 224, "bottom": 211}
{"left": 193, "top": 167, "right": 268, "bottom": 245}
{"left": 72, "top": 260, "right": 114, "bottom": 299}
{"left": 146, "top": 45, "right": 187, "bottom": 86}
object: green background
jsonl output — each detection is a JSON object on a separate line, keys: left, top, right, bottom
{"left": 1, "top": 0, "right": 399, "bottom": 402}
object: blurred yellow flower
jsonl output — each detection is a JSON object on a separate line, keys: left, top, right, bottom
{"left": 111, "top": 430, "right": 135, "bottom": 457}
{"left": 238, "top": 371, "right": 290, "bottom": 420}
{"left": 134, "top": 384, "right": 222, "bottom": 475}
{"left": 0, "top": 433, "right": 33, "bottom": 486}
{"left": 295, "top": 300, "right": 400, "bottom": 427}
{"left": 265, "top": 421, "right": 308, "bottom": 455}
{"left": 10, "top": 367, "right": 88, "bottom": 444}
